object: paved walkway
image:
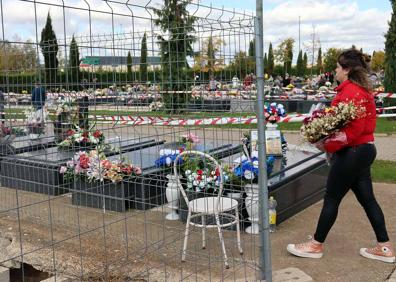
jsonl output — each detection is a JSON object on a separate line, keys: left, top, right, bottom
{"left": 284, "top": 132, "right": 396, "bottom": 161}
{"left": 270, "top": 182, "right": 396, "bottom": 282}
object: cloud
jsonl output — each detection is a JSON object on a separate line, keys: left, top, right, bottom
{"left": 261, "top": 0, "right": 391, "bottom": 56}
{"left": 2, "top": 0, "right": 391, "bottom": 63}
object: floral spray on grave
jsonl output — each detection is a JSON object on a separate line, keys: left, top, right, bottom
{"left": 155, "top": 133, "right": 200, "bottom": 167}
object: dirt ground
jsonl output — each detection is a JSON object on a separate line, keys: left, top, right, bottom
{"left": 0, "top": 187, "right": 259, "bottom": 281}
{"left": 0, "top": 182, "right": 396, "bottom": 281}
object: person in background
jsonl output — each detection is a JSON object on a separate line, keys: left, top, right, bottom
{"left": 209, "top": 76, "right": 217, "bottom": 91}
{"left": 329, "top": 72, "right": 335, "bottom": 84}
{"left": 282, "top": 74, "right": 291, "bottom": 87}
{"left": 287, "top": 48, "right": 395, "bottom": 264}
{"left": 31, "top": 81, "right": 46, "bottom": 110}
{"left": 318, "top": 75, "right": 326, "bottom": 87}
{"left": 243, "top": 74, "right": 253, "bottom": 87}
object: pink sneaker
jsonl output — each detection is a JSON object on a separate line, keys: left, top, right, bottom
{"left": 360, "top": 242, "right": 396, "bottom": 263}
{"left": 287, "top": 236, "right": 324, "bottom": 259}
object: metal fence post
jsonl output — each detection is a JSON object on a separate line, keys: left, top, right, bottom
{"left": 255, "top": 0, "right": 273, "bottom": 280}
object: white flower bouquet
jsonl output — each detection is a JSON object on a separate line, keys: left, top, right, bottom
{"left": 25, "top": 107, "right": 48, "bottom": 135}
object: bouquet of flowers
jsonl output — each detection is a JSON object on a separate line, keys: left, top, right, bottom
{"left": 184, "top": 167, "right": 224, "bottom": 193}
{"left": 58, "top": 125, "right": 105, "bottom": 148}
{"left": 25, "top": 107, "right": 48, "bottom": 135}
{"left": 179, "top": 132, "right": 200, "bottom": 148}
{"left": 148, "top": 101, "right": 164, "bottom": 112}
{"left": 1, "top": 125, "right": 26, "bottom": 137}
{"left": 233, "top": 152, "right": 276, "bottom": 182}
{"left": 301, "top": 102, "right": 364, "bottom": 144}
{"left": 55, "top": 97, "right": 76, "bottom": 117}
{"left": 0, "top": 125, "right": 26, "bottom": 145}
{"left": 182, "top": 155, "right": 228, "bottom": 193}
{"left": 155, "top": 133, "right": 200, "bottom": 167}
{"left": 60, "top": 150, "right": 142, "bottom": 183}
{"left": 232, "top": 132, "right": 288, "bottom": 182}
{"left": 264, "top": 103, "right": 286, "bottom": 123}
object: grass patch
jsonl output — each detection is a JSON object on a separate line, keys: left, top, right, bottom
{"left": 371, "top": 160, "right": 396, "bottom": 184}
{"left": 375, "top": 118, "right": 396, "bottom": 134}
{"left": 200, "top": 118, "right": 396, "bottom": 134}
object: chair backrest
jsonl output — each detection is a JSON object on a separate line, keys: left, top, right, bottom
{"left": 173, "top": 150, "right": 224, "bottom": 213}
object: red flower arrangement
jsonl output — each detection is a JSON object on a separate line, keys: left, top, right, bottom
{"left": 59, "top": 126, "right": 105, "bottom": 148}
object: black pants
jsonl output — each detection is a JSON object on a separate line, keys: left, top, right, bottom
{"left": 314, "top": 143, "right": 389, "bottom": 243}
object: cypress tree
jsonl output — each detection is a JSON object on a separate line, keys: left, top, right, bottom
{"left": 69, "top": 35, "right": 80, "bottom": 90}
{"left": 154, "top": 0, "right": 195, "bottom": 112}
{"left": 127, "top": 51, "right": 132, "bottom": 82}
{"left": 263, "top": 53, "right": 268, "bottom": 74}
{"left": 303, "top": 52, "right": 308, "bottom": 76}
{"left": 207, "top": 35, "right": 215, "bottom": 76}
{"left": 248, "top": 39, "right": 256, "bottom": 74}
{"left": 317, "top": 47, "right": 323, "bottom": 74}
{"left": 296, "top": 50, "right": 303, "bottom": 76}
{"left": 248, "top": 39, "right": 255, "bottom": 57}
{"left": 286, "top": 47, "right": 293, "bottom": 75}
{"left": 384, "top": 0, "right": 396, "bottom": 92}
{"left": 267, "top": 42, "right": 274, "bottom": 75}
{"left": 40, "top": 12, "right": 58, "bottom": 85}
{"left": 140, "top": 32, "right": 147, "bottom": 82}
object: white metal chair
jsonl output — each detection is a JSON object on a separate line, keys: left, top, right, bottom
{"left": 174, "top": 150, "right": 243, "bottom": 269}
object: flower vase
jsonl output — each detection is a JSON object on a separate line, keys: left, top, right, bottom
{"left": 165, "top": 174, "right": 181, "bottom": 220}
{"left": 244, "top": 183, "right": 259, "bottom": 234}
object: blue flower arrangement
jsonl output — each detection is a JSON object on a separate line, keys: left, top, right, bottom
{"left": 233, "top": 156, "right": 276, "bottom": 181}
{"left": 155, "top": 149, "right": 184, "bottom": 167}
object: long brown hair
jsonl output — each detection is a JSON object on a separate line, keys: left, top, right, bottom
{"left": 338, "top": 48, "right": 372, "bottom": 92}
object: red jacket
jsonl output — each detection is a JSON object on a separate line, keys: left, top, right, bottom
{"left": 324, "top": 80, "right": 376, "bottom": 153}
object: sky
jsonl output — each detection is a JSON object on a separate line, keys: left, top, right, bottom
{"left": 198, "top": 0, "right": 392, "bottom": 53}
{"left": 2, "top": 0, "right": 393, "bottom": 63}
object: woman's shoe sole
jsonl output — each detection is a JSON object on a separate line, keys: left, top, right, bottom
{"left": 359, "top": 248, "right": 396, "bottom": 263}
{"left": 287, "top": 244, "right": 323, "bottom": 259}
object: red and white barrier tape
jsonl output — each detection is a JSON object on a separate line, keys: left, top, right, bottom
{"left": 6, "top": 112, "right": 396, "bottom": 126}
{"left": 375, "top": 93, "right": 396, "bottom": 99}
{"left": 90, "top": 113, "right": 396, "bottom": 126}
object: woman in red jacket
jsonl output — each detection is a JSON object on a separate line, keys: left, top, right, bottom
{"left": 287, "top": 48, "right": 395, "bottom": 263}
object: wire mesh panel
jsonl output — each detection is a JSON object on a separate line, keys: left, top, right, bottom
{"left": 0, "top": 0, "right": 329, "bottom": 281}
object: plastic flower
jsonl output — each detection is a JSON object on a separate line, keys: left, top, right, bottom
{"left": 93, "top": 130, "right": 102, "bottom": 139}
{"left": 58, "top": 126, "right": 105, "bottom": 148}
{"left": 101, "top": 160, "right": 112, "bottom": 170}
{"left": 59, "top": 166, "right": 67, "bottom": 174}
{"left": 264, "top": 103, "right": 286, "bottom": 124}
